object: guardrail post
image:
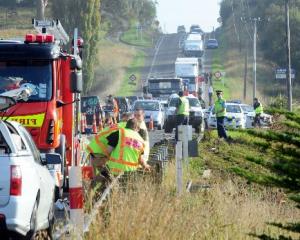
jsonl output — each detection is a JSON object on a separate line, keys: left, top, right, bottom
{"left": 69, "top": 166, "right": 84, "bottom": 234}
{"left": 176, "top": 141, "right": 183, "bottom": 195}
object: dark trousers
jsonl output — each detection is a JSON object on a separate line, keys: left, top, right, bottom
{"left": 175, "top": 114, "right": 189, "bottom": 141}
{"left": 254, "top": 113, "right": 261, "bottom": 127}
{"left": 217, "top": 116, "right": 228, "bottom": 139}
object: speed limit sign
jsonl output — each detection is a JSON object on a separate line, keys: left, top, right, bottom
{"left": 214, "top": 71, "right": 222, "bottom": 79}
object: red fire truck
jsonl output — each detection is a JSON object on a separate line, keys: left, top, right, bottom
{"left": 0, "top": 19, "right": 83, "bottom": 198}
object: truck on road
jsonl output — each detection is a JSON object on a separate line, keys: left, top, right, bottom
{"left": 144, "top": 78, "right": 184, "bottom": 99}
{"left": 175, "top": 57, "right": 200, "bottom": 97}
{"left": 0, "top": 19, "right": 83, "bottom": 198}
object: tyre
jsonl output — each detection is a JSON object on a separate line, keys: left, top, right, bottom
{"left": 164, "top": 123, "right": 172, "bottom": 133}
{"left": 47, "top": 195, "right": 55, "bottom": 239}
{"left": 157, "top": 124, "right": 162, "bottom": 130}
{"left": 25, "top": 200, "right": 38, "bottom": 240}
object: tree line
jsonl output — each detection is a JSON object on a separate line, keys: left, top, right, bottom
{"left": 220, "top": 0, "right": 300, "bottom": 72}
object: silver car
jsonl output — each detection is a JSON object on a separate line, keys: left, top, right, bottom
{"left": 133, "top": 100, "right": 165, "bottom": 130}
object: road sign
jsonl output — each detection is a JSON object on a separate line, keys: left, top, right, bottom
{"left": 129, "top": 74, "right": 137, "bottom": 82}
{"left": 214, "top": 71, "right": 222, "bottom": 79}
{"left": 275, "top": 68, "right": 296, "bottom": 79}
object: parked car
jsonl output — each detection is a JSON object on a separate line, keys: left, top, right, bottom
{"left": 164, "top": 94, "right": 204, "bottom": 133}
{"left": 115, "top": 96, "right": 131, "bottom": 113}
{"left": 126, "top": 96, "right": 138, "bottom": 106}
{"left": 207, "top": 103, "right": 246, "bottom": 129}
{"left": 0, "top": 117, "right": 61, "bottom": 238}
{"left": 133, "top": 100, "right": 165, "bottom": 130}
{"left": 206, "top": 39, "right": 219, "bottom": 49}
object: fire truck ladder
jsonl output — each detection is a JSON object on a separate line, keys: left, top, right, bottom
{"left": 32, "top": 19, "right": 69, "bottom": 45}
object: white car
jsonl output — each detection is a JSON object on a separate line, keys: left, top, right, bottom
{"left": 208, "top": 103, "right": 246, "bottom": 129}
{"left": 133, "top": 100, "right": 165, "bottom": 130}
{"left": 0, "top": 119, "right": 61, "bottom": 238}
{"left": 240, "top": 104, "right": 273, "bottom": 128}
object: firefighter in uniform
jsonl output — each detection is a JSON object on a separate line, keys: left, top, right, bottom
{"left": 214, "top": 90, "right": 228, "bottom": 140}
{"left": 105, "top": 118, "right": 150, "bottom": 177}
{"left": 253, "top": 97, "right": 263, "bottom": 127}
{"left": 175, "top": 91, "right": 190, "bottom": 141}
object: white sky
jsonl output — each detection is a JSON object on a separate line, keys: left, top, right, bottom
{"left": 156, "top": 0, "right": 221, "bottom": 33}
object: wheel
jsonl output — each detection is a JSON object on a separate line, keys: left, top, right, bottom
{"left": 157, "top": 124, "right": 162, "bottom": 130}
{"left": 55, "top": 135, "right": 66, "bottom": 194}
{"left": 164, "top": 123, "right": 172, "bottom": 133}
{"left": 25, "top": 200, "right": 38, "bottom": 240}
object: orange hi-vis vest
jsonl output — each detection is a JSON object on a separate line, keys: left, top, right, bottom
{"left": 107, "top": 128, "right": 145, "bottom": 175}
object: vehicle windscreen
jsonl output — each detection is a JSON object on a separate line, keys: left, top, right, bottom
{"left": 241, "top": 105, "right": 254, "bottom": 112}
{"left": 226, "top": 105, "right": 242, "bottom": 113}
{"left": 188, "top": 98, "right": 201, "bottom": 107}
{"left": 208, "top": 39, "right": 217, "bottom": 44}
{"left": 134, "top": 101, "right": 159, "bottom": 111}
{"left": 149, "top": 81, "right": 182, "bottom": 93}
{"left": 0, "top": 60, "right": 52, "bottom": 101}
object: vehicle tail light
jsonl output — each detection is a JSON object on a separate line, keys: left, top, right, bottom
{"left": 45, "top": 34, "right": 55, "bottom": 43}
{"left": 25, "top": 34, "right": 36, "bottom": 43}
{"left": 36, "top": 34, "right": 45, "bottom": 43}
{"left": 47, "top": 120, "right": 55, "bottom": 144}
{"left": 10, "top": 165, "right": 22, "bottom": 196}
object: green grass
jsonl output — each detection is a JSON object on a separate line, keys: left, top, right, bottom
{"left": 120, "top": 27, "right": 154, "bottom": 48}
{"left": 117, "top": 50, "right": 145, "bottom": 96}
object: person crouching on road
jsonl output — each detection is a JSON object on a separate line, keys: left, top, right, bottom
{"left": 253, "top": 97, "right": 263, "bottom": 127}
{"left": 214, "top": 90, "right": 228, "bottom": 140}
{"left": 175, "top": 90, "right": 190, "bottom": 141}
{"left": 134, "top": 108, "right": 150, "bottom": 164}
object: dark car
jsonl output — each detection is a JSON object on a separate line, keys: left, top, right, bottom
{"left": 190, "top": 24, "right": 203, "bottom": 34}
{"left": 206, "top": 39, "right": 219, "bottom": 49}
{"left": 81, "top": 96, "right": 103, "bottom": 132}
{"left": 115, "top": 96, "right": 131, "bottom": 113}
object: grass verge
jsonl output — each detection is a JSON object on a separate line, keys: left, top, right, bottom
{"left": 120, "top": 26, "right": 154, "bottom": 48}
{"left": 117, "top": 49, "right": 145, "bottom": 96}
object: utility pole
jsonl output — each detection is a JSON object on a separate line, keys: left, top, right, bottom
{"left": 285, "top": 0, "right": 292, "bottom": 111}
{"left": 253, "top": 18, "right": 257, "bottom": 100}
{"left": 243, "top": 39, "right": 248, "bottom": 100}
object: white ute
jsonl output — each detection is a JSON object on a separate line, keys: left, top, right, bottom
{"left": 0, "top": 95, "right": 61, "bottom": 238}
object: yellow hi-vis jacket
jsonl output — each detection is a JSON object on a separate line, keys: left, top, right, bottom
{"left": 107, "top": 128, "right": 145, "bottom": 175}
{"left": 177, "top": 96, "right": 190, "bottom": 116}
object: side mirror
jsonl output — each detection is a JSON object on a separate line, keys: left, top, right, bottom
{"left": 71, "top": 71, "right": 83, "bottom": 93}
{"left": 45, "top": 153, "right": 62, "bottom": 165}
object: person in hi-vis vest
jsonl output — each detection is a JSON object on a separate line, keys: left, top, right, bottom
{"left": 214, "top": 90, "right": 228, "bottom": 139}
{"left": 175, "top": 91, "right": 190, "bottom": 141}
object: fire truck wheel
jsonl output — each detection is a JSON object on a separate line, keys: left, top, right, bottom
{"left": 55, "top": 135, "right": 66, "bottom": 193}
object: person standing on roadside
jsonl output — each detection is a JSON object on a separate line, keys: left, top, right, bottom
{"left": 253, "top": 97, "right": 263, "bottom": 127}
{"left": 175, "top": 91, "right": 190, "bottom": 141}
{"left": 134, "top": 108, "right": 150, "bottom": 164}
{"left": 214, "top": 90, "right": 228, "bottom": 140}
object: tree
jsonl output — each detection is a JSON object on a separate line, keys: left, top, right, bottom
{"left": 51, "top": 0, "right": 101, "bottom": 93}
{"left": 36, "top": 0, "right": 48, "bottom": 20}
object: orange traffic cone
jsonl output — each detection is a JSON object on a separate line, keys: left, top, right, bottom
{"left": 81, "top": 113, "right": 86, "bottom": 133}
{"left": 149, "top": 115, "right": 154, "bottom": 131}
{"left": 98, "top": 113, "right": 103, "bottom": 131}
{"left": 92, "top": 113, "right": 97, "bottom": 134}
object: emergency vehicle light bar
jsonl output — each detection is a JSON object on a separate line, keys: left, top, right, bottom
{"left": 32, "top": 19, "right": 69, "bottom": 45}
